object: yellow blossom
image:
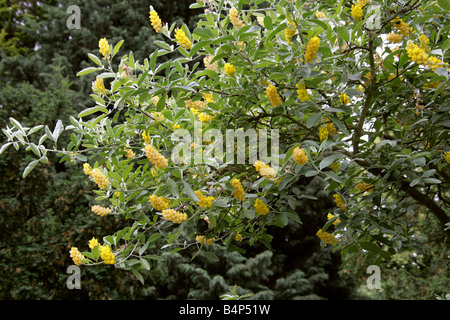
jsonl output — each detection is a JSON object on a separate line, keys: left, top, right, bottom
{"left": 386, "top": 32, "right": 403, "bottom": 43}
{"left": 330, "top": 162, "right": 340, "bottom": 172}
{"left": 98, "top": 38, "right": 110, "bottom": 59}
{"left": 229, "top": 7, "right": 244, "bottom": 29}
{"left": 92, "top": 78, "right": 106, "bottom": 95}
{"left": 444, "top": 151, "right": 450, "bottom": 164}
{"left": 285, "top": 22, "right": 296, "bottom": 45}
{"left": 406, "top": 41, "right": 429, "bottom": 66}
{"left": 196, "top": 235, "right": 214, "bottom": 245}
{"left": 145, "top": 144, "right": 168, "bottom": 169}
{"left": 392, "top": 17, "right": 413, "bottom": 37}
{"left": 149, "top": 8, "right": 164, "bottom": 33}
{"left": 235, "top": 233, "right": 243, "bottom": 242}
{"left": 293, "top": 147, "right": 308, "bottom": 166}
{"left": 327, "top": 213, "right": 341, "bottom": 225}
{"left": 355, "top": 182, "right": 374, "bottom": 192}
{"left": 91, "top": 205, "right": 112, "bottom": 217}
{"left": 296, "top": 83, "right": 310, "bottom": 102}
{"left": 304, "top": 36, "right": 320, "bottom": 63}
{"left": 351, "top": 4, "right": 363, "bottom": 20}
{"left": 253, "top": 160, "right": 275, "bottom": 179}
{"left": 224, "top": 62, "right": 236, "bottom": 76}
{"left": 266, "top": 84, "right": 282, "bottom": 107}
{"left": 124, "top": 145, "right": 135, "bottom": 159}
{"left": 316, "top": 229, "right": 338, "bottom": 245}
{"left": 162, "top": 208, "right": 188, "bottom": 223}
{"left": 88, "top": 237, "right": 99, "bottom": 250}
{"left": 319, "top": 125, "right": 328, "bottom": 142}
{"left": 195, "top": 190, "right": 215, "bottom": 208}
{"left": 91, "top": 168, "right": 109, "bottom": 189}
{"left": 149, "top": 195, "right": 170, "bottom": 211}
{"left": 315, "top": 11, "right": 326, "bottom": 19}
{"left": 254, "top": 199, "right": 269, "bottom": 215}
{"left": 99, "top": 244, "right": 115, "bottom": 265}
{"left": 198, "top": 113, "right": 214, "bottom": 123}
{"left": 339, "top": 92, "right": 350, "bottom": 105}
{"left": 203, "top": 55, "right": 218, "bottom": 71}
{"left": 231, "top": 178, "right": 245, "bottom": 201}
{"left": 174, "top": 28, "right": 192, "bottom": 50}
{"left": 69, "top": 247, "right": 85, "bottom": 266}
{"left": 333, "top": 194, "right": 348, "bottom": 211}
{"left": 83, "top": 163, "right": 92, "bottom": 176}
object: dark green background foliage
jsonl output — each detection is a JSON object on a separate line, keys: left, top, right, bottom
{"left": 0, "top": 0, "right": 447, "bottom": 300}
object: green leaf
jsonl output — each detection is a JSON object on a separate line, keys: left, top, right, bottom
{"left": 112, "top": 40, "right": 124, "bottom": 56}
{"left": 88, "top": 53, "right": 103, "bottom": 67}
{"left": 76, "top": 67, "right": 103, "bottom": 76}
{"left": 202, "top": 251, "right": 219, "bottom": 262}
{"left": 154, "top": 40, "right": 173, "bottom": 51}
{"left": 140, "top": 258, "right": 151, "bottom": 270}
{"left": 193, "top": 27, "right": 215, "bottom": 39}
{"left": 132, "top": 269, "right": 145, "bottom": 285}
{"left": 263, "top": 15, "right": 273, "bottom": 30}
{"left": 78, "top": 106, "right": 109, "bottom": 118}
{"left": 183, "top": 181, "right": 200, "bottom": 202}
{"left": 306, "top": 113, "right": 322, "bottom": 128}
{"left": 438, "top": 0, "right": 450, "bottom": 10}
{"left": 359, "top": 241, "right": 380, "bottom": 253}
{"left": 23, "top": 159, "right": 39, "bottom": 178}
{"left": 319, "top": 154, "right": 340, "bottom": 170}
{"left": 167, "top": 178, "right": 179, "bottom": 197}
{"left": 148, "top": 233, "right": 162, "bottom": 243}
{"left": 0, "top": 142, "right": 12, "bottom": 155}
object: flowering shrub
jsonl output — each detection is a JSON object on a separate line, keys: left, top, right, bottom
{"left": 2, "top": 0, "right": 450, "bottom": 281}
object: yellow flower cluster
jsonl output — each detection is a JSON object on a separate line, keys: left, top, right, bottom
{"left": 142, "top": 131, "right": 151, "bottom": 144}
{"left": 231, "top": 178, "right": 245, "bottom": 201}
{"left": 195, "top": 190, "right": 215, "bottom": 208}
{"left": 327, "top": 213, "right": 341, "bottom": 225}
{"left": 204, "top": 55, "right": 218, "bottom": 71}
{"left": 99, "top": 244, "right": 115, "bottom": 265}
{"left": 406, "top": 41, "right": 429, "bottom": 66}
{"left": 316, "top": 229, "right": 338, "bottom": 245}
{"left": 91, "top": 168, "right": 109, "bottom": 189}
{"left": 393, "top": 17, "right": 413, "bottom": 37}
{"left": 98, "top": 38, "right": 110, "bottom": 59}
{"left": 196, "top": 235, "right": 214, "bottom": 245}
{"left": 254, "top": 199, "right": 269, "bottom": 215}
{"left": 296, "top": 83, "right": 310, "bottom": 102}
{"left": 92, "top": 78, "right": 106, "bottom": 95}
{"left": 387, "top": 32, "right": 403, "bottom": 43}
{"left": 175, "top": 28, "right": 192, "bottom": 50}
{"left": 351, "top": 4, "right": 363, "bottom": 21}
{"left": 235, "top": 233, "right": 243, "bottom": 242}
{"left": 149, "top": 9, "right": 164, "bottom": 33}
{"left": 91, "top": 205, "right": 112, "bottom": 216}
{"left": 285, "top": 22, "right": 296, "bottom": 45}
{"left": 266, "top": 84, "right": 282, "bottom": 107}
{"left": 444, "top": 151, "right": 450, "bottom": 163}
{"left": 198, "top": 113, "right": 214, "bottom": 123}
{"left": 257, "top": 16, "right": 265, "bottom": 28}
{"left": 145, "top": 144, "right": 168, "bottom": 169}
{"left": 69, "top": 247, "right": 85, "bottom": 266}
{"left": 83, "top": 163, "right": 92, "bottom": 175}
{"left": 355, "top": 182, "right": 374, "bottom": 192}
{"left": 224, "top": 62, "right": 236, "bottom": 76}
{"left": 304, "top": 36, "right": 320, "bottom": 63}
{"left": 330, "top": 162, "right": 340, "bottom": 172}
{"left": 319, "top": 118, "right": 336, "bottom": 142}
{"left": 315, "top": 11, "right": 326, "bottom": 19}
{"left": 253, "top": 160, "right": 275, "bottom": 179}
{"left": 162, "top": 208, "right": 188, "bottom": 223}
{"left": 339, "top": 92, "right": 350, "bottom": 105}
{"left": 88, "top": 237, "right": 99, "bottom": 250}
{"left": 229, "top": 7, "right": 244, "bottom": 29}
{"left": 428, "top": 56, "right": 447, "bottom": 72}
{"left": 319, "top": 125, "right": 329, "bottom": 142}
{"left": 293, "top": 147, "right": 308, "bottom": 166}
{"left": 333, "top": 194, "right": 348, "bottom": 211}
{"left": 149, "top": 195, "right": 170, "bottom": 211}
{"left": 419, "top": 34, "right": 430, "bottom": 51}
{"left": 124, "top": 145, "right": 135, "bottom": 159}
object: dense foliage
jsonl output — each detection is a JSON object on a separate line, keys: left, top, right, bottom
{"left": 1, "top": 0, "right": 449, "bottom": 299}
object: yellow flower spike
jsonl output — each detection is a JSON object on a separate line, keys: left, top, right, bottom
{"left": 91, "top": 205, "right": 112, "bottom": 216}
{"left": 392, "top": 17, "right": 413, "bottom": 37}
{"left": 162, "top": 209, "right": 188, "bottom": 224}
{"left": 327, "top": 213, "right": 341, "bottom": 225}
{"left": 224, "top": 62, "right": 237, "bottom": 76}
{"left": 174, "top": 27, "right": 192, "bottom": 50}
{"left": 235, "top": 233, "right": 243, "bottom": 242}
{"left": 203, "top": 55, "right": 218, "bottom": 71}
{"left": 304, "top": 36, "right": 320, "bottom": 63}
{"left": 351, "top": 4, "right": 363, "bottom": 21}
{"left": 355, "top": 182, "right": 374, "bottom": 192}
{"left": 296, "top": 83, "right": 310, "bottom": 102}
{"left": 149, "top": 8, "right": 164, "bottom": 33}
{"left": 231, "top": 178, "right": 245, "bottom": 201}
{"left": 315, "top": 11, "right": 326, "bottom": 19}
{"left": 98, "top": 38, "right": 110, "bottom": 59}
{"left": 316, "top": 229, "right": 338, "bottom": 245}
{"left": 386, "top": 32, "right": 403, "bottom": 43}
{"left": 229, "top": 7, "right": 245, "bottom": 29}
{"left": 443, "top": 151, "right": 450, "bottom": 164}
{"left": 285, "top": 22, "right": 297, "bottom": 45}
{"left": 99, "top": 245, "right": 115, "bottom": 265}
{"left": 406, "top": 41, "right": 429, "bottom": 66}
{"left": 318, "top": 125, "right": 329, "bottom": 142}
{"left": 254, "top": 199, "right": 269, "bottom": 215}
{"left": 69, "top": 247, "right": 85, "bottom": 266}
{"left": 253, "top": 160, "right": 275, "bottom": 179}
{"left": 198, "top": 113, "right": 214, "bottom": 123}
{"left": 195, "top": 190, "right": 215, "bottom": 208}
{"left": 145, "top": 144, "right": 168, "bottom": 169}
{"left": 149, "top": 195, "right": 170, "bottom": 211}
{"left": 196, "top": 235, "right": 214, "bottom": 245}
{"left": 88, "top": 237, "right": 99, "bottom": 250}
{"left": 92, "top": 78, "right": 106, "bottom": 95}
{"left": 83, "top": 163, "right": 92, "bottom": 176}
{"left": 91, "top": 168, "right": 109, "bottom": 189}
{"left": 333, "top": 194, "right": 348, "bottom": 211}
{"left": 293, "top": 147, "right": 308, "bottom": 166}
{"left": 339, "top": 92, "right": 350, "bottom": 105}
{"left": 266, "top": 84, "right": 282, "bottom": 107}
